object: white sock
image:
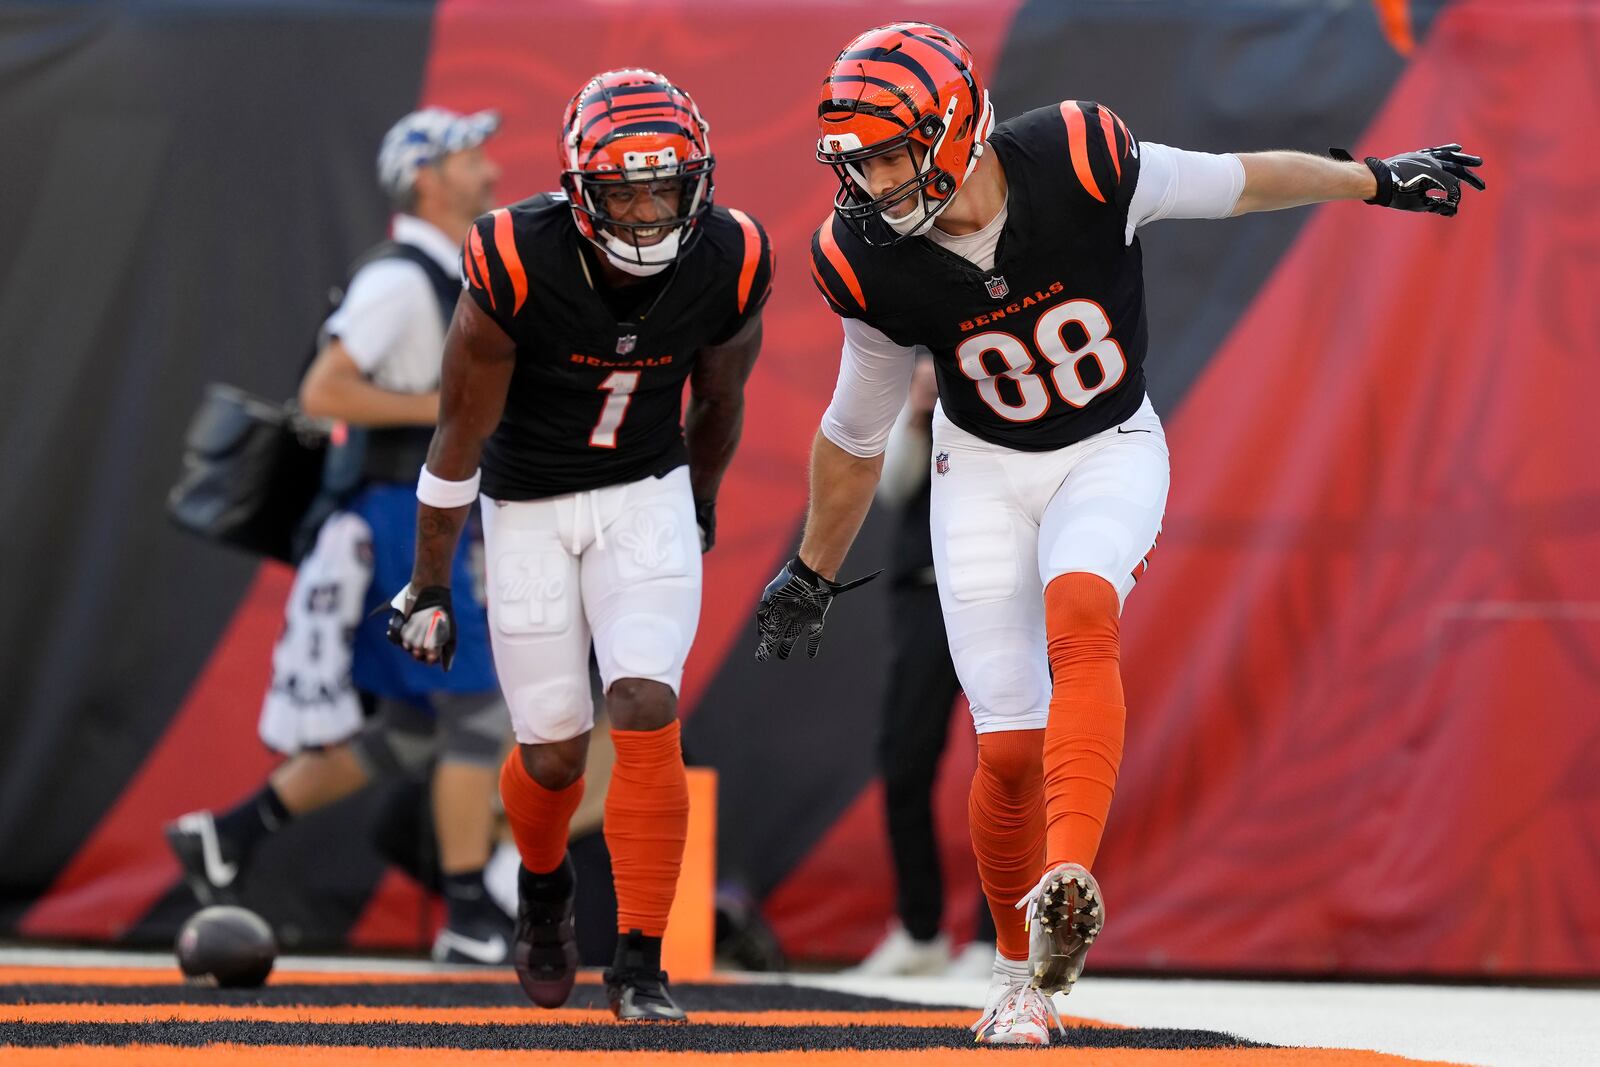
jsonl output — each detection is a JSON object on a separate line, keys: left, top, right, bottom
{"left": 993, "top": 954, "right": 1030, "bottom": 984}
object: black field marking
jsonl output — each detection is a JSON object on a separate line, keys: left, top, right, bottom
{"left": 0, "top": 982, "right": 963, "bottom": 1012}
{"left": 0, "top": 1021, "right": 1268, "bottom": 1051}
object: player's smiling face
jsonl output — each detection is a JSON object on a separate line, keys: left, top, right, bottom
{"left": 599, "top": 179, "right": 684, "bottom": 246}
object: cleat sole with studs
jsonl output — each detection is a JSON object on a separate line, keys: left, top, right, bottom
{"left": 1030, "top": 868, "right": 1104, "bottom": 995}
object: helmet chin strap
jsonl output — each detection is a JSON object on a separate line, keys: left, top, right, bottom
{"left": 881, "top": 91, "right": 994, "bottom": 238}
{"left": 883, "top": 194, "right": 938, "bottom": 236}
{"left": 881, "top": 140, "right": 987, "bottom": 237}
{"left": 598, "top": 229, "right": 679, "bottom": 277}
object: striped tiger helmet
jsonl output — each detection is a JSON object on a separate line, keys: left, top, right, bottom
{"left": 818, "top": 23, "right": 994, "bottom": 244}
{"left": 559, "top": 68, "right": 715, "bottom": 276}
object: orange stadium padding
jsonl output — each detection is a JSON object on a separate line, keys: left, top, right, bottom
{"left": 662, "top": 767, "right": 718, "bottom": 980}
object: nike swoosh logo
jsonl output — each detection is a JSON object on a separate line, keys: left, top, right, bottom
{"left": 1116, "top": 427, "right": 1152, "bottom": 434}
{"left": 435, "top": 930, "right": 507, "bottom": 964}
{"left": 181, "top": 812, "right": 238, "bottom": 887}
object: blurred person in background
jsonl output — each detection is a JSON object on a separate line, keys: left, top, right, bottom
{"left": 166, "top": 107, "right": 519, "bottom": 966}
{"left": 848, "top": 355, "right": 996, "bottom": 979}
{"left": 385, "top": 69, "right": 772, "bottom": 1022}
{"left": 758, "top": 21, "right": 1482, "bottom": 1045}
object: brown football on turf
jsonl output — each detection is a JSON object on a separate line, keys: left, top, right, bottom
{"left": 175, "top": 905, "right": 277, "bottom": 988}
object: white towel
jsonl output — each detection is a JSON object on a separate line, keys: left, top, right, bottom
{"left": 257, "top": 511, "right": 374, "bottom": 755}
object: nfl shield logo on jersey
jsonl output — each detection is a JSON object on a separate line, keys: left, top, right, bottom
{"left": 935, "top": 451, "right": 950, "bottom": 475}
{"left": 985, "top": 275, "right": 1009, "bottom": 300}
{"left": 616, "top": 333, "right": 637, "bottom": 355}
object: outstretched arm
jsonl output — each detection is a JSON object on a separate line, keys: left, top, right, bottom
{"left": 1234, "top": 145, "right": 1486, "bottom": 216}
{"left": 1128, "top": 141, "right": 1485, "bottom": 237}
{"left": 1232, "top": 151, "right": 1378, "bottom": 214}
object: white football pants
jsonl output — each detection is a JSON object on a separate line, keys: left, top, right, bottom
{"left": 929, "top": 394, "right": 1169, "bottom": 734}
{"left": 479, "top": 465, "right": 702, "bottom": 745}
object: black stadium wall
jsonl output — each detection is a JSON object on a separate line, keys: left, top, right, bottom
{"left": 0, "top": 2, "right": 435, "bottom": 940}
{"left": 4, "top": 0, "right": 1598, "bottom": 976}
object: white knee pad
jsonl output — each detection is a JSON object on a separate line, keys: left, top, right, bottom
{"left": 507, "top": 675, "right": 592, "bottom": 744}
{"left": 598, "top": 612, "right": 685, "bottom": 689}
{"left": 964, "top": 648, "right": 1049, "bottom": 733}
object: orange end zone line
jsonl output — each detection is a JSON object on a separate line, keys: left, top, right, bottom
{"left": 0, "top": 1004, "right": 1075, "bottom": 1029}
{"left": 0, "top": 1046, "right": 1471, "bottom": 1066}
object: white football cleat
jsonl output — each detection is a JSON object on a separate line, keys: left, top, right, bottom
{"left": 1015, "top": 862, "right": 1105, "bottom": 995}
{"left": 845, "top": 922, "right": 951, "bottom": 977}
{"left": 970, "top": 965, "right": 1066, "bottom": 1045}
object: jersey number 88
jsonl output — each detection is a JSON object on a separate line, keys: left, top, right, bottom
{"left": 955, "top": 298, "right": 1126, "bottom": 421}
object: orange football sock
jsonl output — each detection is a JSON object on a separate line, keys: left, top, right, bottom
{"left": 499, "top": 749, "right": 584, "bottom": 875}
{"left": 969, "top": 728, "right": 1046, "bottom": 961}
{"left": 606, "top": 720, "right": 689, "bottom": 938}
{"left": 1042, "top": 572, "right": 1127, "bottom": 871}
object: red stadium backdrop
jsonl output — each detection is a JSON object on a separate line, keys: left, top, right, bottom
{"left": 2, "top": 0, "right": 1596, "bottom": 977}
{"left": 1105, "top": 1, "right": 1600, "bottom": 974}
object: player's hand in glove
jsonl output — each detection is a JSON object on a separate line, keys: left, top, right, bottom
{"left": 1331, "top": 144, "right": 1485, "bottom": 216}
{"left": 754, "top": 556, "right": 879, "bottom": 661}
{"left": 385, "top": 584, "right": 456, "bottom": 670}
{"left": 695, "top": 498, "right": 717, "bottom": 554}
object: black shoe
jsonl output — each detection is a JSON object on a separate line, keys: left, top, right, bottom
{"left": 164, "top": 811, "right": 244, "bottom": 906}
{"left": 512, "top": 856, "right": 579, "bottom": 1008}
{"left": 433, "top": 903, "right": 514, "bottom": 965}
{"left": 604, "top": 929, "right": 687, "bottom": 1022}
{"left": 715, "top": 882, "right": 787, "bottom": 972}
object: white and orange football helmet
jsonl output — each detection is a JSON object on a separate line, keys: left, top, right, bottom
{"left": 817, "top": 23, "right": 994, "bottom": 244}
{"left": 559, "top": 68, "right": 715, "bottom": 275}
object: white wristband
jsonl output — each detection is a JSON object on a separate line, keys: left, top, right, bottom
{"left": 416, "top": 466, "right": 481, "bottom": 508}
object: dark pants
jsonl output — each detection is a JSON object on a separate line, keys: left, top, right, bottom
{"left": 878, "top": 583, "right": 965, "bottom": 942}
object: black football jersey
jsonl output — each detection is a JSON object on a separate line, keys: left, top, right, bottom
{"left": 810, "top": 101, "right": 1147, "bottom": 452}
{"left": 462, "top": 194, "right": 772, "bottom": 499}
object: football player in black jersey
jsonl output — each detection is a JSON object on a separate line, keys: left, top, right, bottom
{"left": 388, "top": 69, "right": 772, "bottom": 1022}
{"left": 754, "top": 22, "right": 1482, "bottom": 1044}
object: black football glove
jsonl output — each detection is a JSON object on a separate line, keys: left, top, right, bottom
{"left": 384, "top": 584, "right": 456, "bottom": 670}
{"left": 754, "top": 556, "right": 879, "bottom": 661}
{"left": 695, "top": 498, "right": 717, "bottom": 554}
{"left": 1331, "top": 144, "right": 1485, "bottom": 216}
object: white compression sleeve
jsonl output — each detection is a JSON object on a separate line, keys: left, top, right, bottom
{"left": 1125, "top": 141, "right": 1246, "bottom": 243}
{"left": 818, "top": 318, "right": 919, "bottom": 458}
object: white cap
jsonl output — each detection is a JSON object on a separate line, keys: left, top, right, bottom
{"left": 377, "top": 107, "right": 500, "bottom": 200}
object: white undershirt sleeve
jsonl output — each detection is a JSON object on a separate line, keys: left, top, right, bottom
{"left": 1124, "top": 141, "right": 1246, "bottom": 243}
{"left": 323, "top": 259, "right": 434, "bottom": 374}
{"left": 818, "top": 318, "right": 919, "bottom": 459}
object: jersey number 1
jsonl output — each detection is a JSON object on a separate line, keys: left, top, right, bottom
{"left": 589, "top": 371, "right": 639, "bottom": 448}
{"left": 956, "top": 299, "right": 1127, "bottom": 422}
